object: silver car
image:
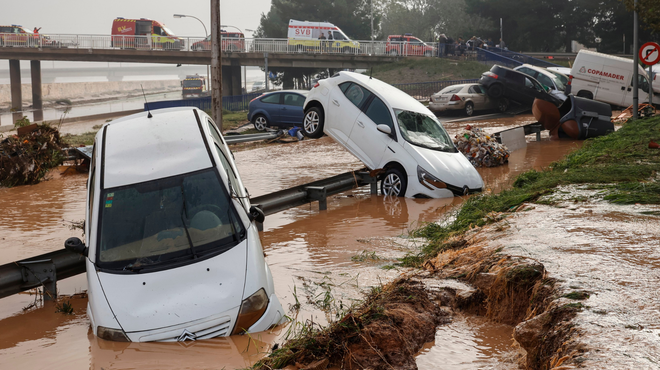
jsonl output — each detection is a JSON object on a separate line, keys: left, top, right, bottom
{"left": 429, "top": 83, "right": 509, "bottom": 116}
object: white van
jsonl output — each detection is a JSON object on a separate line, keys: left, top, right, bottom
{"left": 287, "top": 19, "right": 359, "bottom": 53}
{"left": 64, "top": 107, "right": 284, "bottom": 342}
{"left": 570, "top": 50, "right": 652, "bottom": 107}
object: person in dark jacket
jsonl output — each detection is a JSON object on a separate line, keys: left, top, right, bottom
{"left": 437, "top": 33, "right": 448, "bottom": 57}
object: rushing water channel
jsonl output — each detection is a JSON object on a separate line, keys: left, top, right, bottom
{"left": 0, "top": 117, "right": 585, "bottom": 369}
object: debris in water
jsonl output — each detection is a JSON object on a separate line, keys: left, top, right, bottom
{"left": 0, "top": 124, "right": 64, "bottom": 187}
{"left": 453, "top": 125, "right": 510, "bottom": 167}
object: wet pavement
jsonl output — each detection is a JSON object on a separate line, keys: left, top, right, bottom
{"left": 0, "top": 115, "right": 588, "bottom": 369}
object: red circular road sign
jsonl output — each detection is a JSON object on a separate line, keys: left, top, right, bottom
{"left": 639, "top": 42, "right": 660, "bottom": 65}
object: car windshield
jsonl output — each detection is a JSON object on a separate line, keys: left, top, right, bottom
{"left": 395, "top": 109, "right": 456, "bottom": 152}
{"left": 97, "top": 169, "right": 245, "bottom": 271}
{"left": 545, "top": 71, "right": 568, "bottom": 90}
{"left": 183, "top": 79, "right": 203, "bottom": 87}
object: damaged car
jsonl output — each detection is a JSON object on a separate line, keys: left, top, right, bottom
{"left": 302, "top": 71, "right": 483, "bottom": 198}
{"left": 64, "top": 107, "right": 284, "bottom": 342}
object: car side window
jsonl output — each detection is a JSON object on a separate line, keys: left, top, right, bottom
{"left": 536, "top": 74, "right": 554, "bottom": 89}
{"left": 260, "top": 93, "right": 281, "bottom": 104}
{"left": 468, "top": 86, "right": 478, "bottom": 94}
{"left": 284, "top": 93, "right": 305, "bottom": 107}
{"left": 475, "top": 85, "right": 487, "bottom": 94}
{"left": 365, "top": 97, "right": 394, "bottom": 132}
{"left": 343, "top": 83, "right": 373, "bottom": 109}
{"left": 524, "top": 78, "right": 534, "bottom": 89}
{"left": 213, "top": 144, "right": 243, "bottom": 201}
{"left": 206, "top": 119, "right": 225, "bottom": 145}
{"left": 339, "top": 82, "right": 352, "bottom": 93}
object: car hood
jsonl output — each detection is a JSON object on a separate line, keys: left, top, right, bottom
{"left": 96, "top": 241, "right": 247, "bottom": 333}
{"left": 405, "top": 144, "right": 484, "bottom": 192}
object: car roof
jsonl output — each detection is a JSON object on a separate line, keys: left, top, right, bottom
{"left": 337, "top": 71, "right": 433, "bottom": 114}
{"left": 516, "top": 64, "right": 558, "bottom": 78}
{"left": 102, "top": 107, "right": 213, "bottom": 189}
{"left": 439, "top": 83, "right": 473, "bottom": 90}
{"left": 263, "top": 89, "right": 309, "bottom": 95}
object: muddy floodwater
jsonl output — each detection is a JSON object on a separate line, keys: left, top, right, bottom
{"left": 0, "top": 116, "right": 585, "bottom": 369}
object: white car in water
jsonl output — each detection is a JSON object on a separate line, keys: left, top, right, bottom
{"left": 302, "top": 71, "right": 483, "bottom": 198}
{"left": 64, "top": 107, "right": 284, "bottom": 342}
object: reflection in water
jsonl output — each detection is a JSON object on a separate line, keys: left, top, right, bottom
{"left": 0, "top": 129, "right": 584, "bottom": 369}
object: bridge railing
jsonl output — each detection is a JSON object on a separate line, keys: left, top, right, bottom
{"left": 1, "top": 33, "right": 442, "bottom": 57}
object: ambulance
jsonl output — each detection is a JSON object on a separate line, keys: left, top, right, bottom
{"left": 111, "top": 18, "right": 184, "bottom": 50}
{"left": 182, "top": 74, "right": 207, "bottom": 98}
{"left": 570, "top": 50, "right": 654, "bottom": 107}
{"left": 287, "top": 19, "right": 359, "bottom": 53}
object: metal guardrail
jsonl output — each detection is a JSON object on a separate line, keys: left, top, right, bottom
{"left": 0, "top": 33, "right": 441, "bottom": 57}
{"left": 0, "top": 169, "right": 377, "bottom": 300}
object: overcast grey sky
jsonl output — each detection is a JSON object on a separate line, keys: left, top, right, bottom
{"left": 2, "top": 0, "right": 272, "bottom": 37}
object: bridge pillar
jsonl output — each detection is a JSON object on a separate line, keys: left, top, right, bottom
{"left": 30, "top": 60, "right": 44, "bottom": 122}
{"left": 230, "top": 62, "right": 242, "bottom": 96}
{"left": 9, "top": 60, "right": 22, "bottom": 113}
{"left": 221, "top": 65, "right": 243, "bottom": 96}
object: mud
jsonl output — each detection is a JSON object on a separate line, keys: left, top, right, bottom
{"left": 0, "top": 119, "right": 588, "bottom": 369}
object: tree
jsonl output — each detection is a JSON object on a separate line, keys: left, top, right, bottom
{"left": 624, "top": 0, "right": 660, "bottom": 32}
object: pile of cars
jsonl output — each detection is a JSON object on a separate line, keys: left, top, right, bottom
{"left": 429, "top": 63, "right": 570, "bottom": 117}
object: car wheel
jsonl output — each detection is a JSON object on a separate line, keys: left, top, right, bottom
{"left": 252, "top": 115, "right": 268, "bottom": 131}
{"left": 497, "top": 99, "right": 509, "bottom": 113}
{"left": 389, "top": 49, "right": 398, "bottom": 56}
{"left": 303, "top": 107, "right": 324, "bottom": 138}
{"left": 464, "top": 102, "right": 474, "bottom": 116}
{"left": 343, "top": 47, "right": 353, "bottom": 54}
{"left": 424, "top": 51, "right": 432, "bottom": 57}
{"left": 381, "top": 168, "right": 407, "bottom": 197}
{"left": 488, "top": 84, "right": 503, "bottom": 98}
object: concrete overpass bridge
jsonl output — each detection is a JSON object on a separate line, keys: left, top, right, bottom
{"left": 0, "top": 34, "right": 404, "bottom": 119}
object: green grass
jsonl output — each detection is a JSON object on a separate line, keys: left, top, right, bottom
{"left": 62, "top": 131, "right": 97, "bottom": 146}
{"left": 369, "top": 58, "right": 491, "bottom": 84}
{"left": 404, "top": 117, "right": 660, "bottom": 266}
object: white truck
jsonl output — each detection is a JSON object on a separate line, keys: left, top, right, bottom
{"left": 570, "top": 50, "right": 653, "bottom": 107}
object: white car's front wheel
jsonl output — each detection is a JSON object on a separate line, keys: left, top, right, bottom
{"left": 381, "top": 168, "right": 407, "bottom": 197}
{"left": 303, "top": 107, "right": 324, "bottom": 138}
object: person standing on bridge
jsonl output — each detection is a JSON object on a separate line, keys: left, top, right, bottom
{"left": 33, "top": 27, "right": 41, "bottom": 34}
{"left": 319, "top": 32, "right": 327, "bottom": 52}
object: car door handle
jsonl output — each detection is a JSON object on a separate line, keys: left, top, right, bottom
{"left": 357, "top": 121, "right": 365, "bottom": 128}
{"left": 332, "top": 99, "right": 340, "bottom": 106}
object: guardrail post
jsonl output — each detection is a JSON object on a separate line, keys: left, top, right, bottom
{"left": 355, "top": 171, "right": 379, "bottom": 195}
{"left": 17, "top": 260, "right": 57, "bottom": 301}
{"left": 305, "top": 186, "right": 328, "bottom": 211}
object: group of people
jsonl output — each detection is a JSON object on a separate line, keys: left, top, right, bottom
{"left": 436, "top": 34, "right": 506, "bottom": 57}
{"left": 318, "top": 32, "right": 334, "bottom": 40}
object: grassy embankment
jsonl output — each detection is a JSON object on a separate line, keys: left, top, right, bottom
{"left": 369, "top": 57, "right": 492, "bottom": 84}
{"left": 252, "top": 117, "right": 660, "bottom": 369}
{"left": 405, "top": 117, "right": 660, "bottom": 265}
{"left": 61, "top": 110, "right": 249, "bottom": 146}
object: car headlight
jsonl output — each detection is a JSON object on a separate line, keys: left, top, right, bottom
{"left": 417, "top": 165, "right": 447, "bottom": 190}
{"left": 231, "top": 288, "right": 269, "bottom": 335}
{"left": 97, "top": 326, "right": 130, "bottom": 342}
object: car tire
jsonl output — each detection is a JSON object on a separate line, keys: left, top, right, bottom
{"left": 389, "top": 49, "right": 398, "bottom": 56}
{"left": 464, "top": 102, "right": 474, "bottom": 116}
{"left": 488, "top": 84, "right": 503, "bottom": 98}
{"left": 424, "top": 51, "right": 432, "bottom": 57}
{"left": 343, "top": 47, "right": 353, "bottom": 54}
{"left": 381, "top": 168, "right": 407, "bottom": 197}
{"left": 497, "top": 99, "right": 509, "bottom": 113}
{"left": 303, "top": 107, "right": 324, "bottom": 138}
{"left": 252, "top": 115, "right": 268, "bottom": 131}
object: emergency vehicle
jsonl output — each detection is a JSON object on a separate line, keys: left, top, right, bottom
{"left": 111, "top": 18, "right": 184, "bottom": 50}
{"left": 570, "top": 50, "right": 654, "bottom": 107}
{"left": 385, "top": 34, "right": 435, "bottom": 56}
{"left": 287, "top": 19, "right": 359, "bottom": 53}
{"left": 0, "top": 25, "right": 56, "bottom": 47}
{"left": 182, "top": 74, "right": 208, "bottom": 98}
{"left": 191, "top": 31, "right": 245, "bottom": 52}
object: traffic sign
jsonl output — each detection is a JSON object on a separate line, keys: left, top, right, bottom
{"left": 639, "top": 42, "right": 660, "bottom": 66}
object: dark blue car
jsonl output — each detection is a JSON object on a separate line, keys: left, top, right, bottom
{"left": 247, "top": 90, "right": 308, "bottom": 131}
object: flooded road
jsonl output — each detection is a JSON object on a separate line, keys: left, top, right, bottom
{"left": 0, "top": 116, "right": 585, "bottom": 369}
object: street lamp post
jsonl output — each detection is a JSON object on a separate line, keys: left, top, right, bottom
{"left": 174, "top": 14, "right": 210, "bottom": 90}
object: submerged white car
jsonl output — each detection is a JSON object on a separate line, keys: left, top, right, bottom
{"left": 64, "top": 107, "right": 284, "bottom": 342}
{"left": 302, "top": 71, "right": 483, "bottom": 198}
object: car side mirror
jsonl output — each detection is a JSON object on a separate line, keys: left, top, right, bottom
{"left": 248, "top": 205, "right": 265, "bottom": 224}
{"left": 376, "top": 124, "right": 392, "bottom": 135}
{"left": 64, "top": 237, "right": 88, "bottom": 257}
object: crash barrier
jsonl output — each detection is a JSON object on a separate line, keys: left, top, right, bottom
{"left": 0, "top": 169, "right": 378, "bottom": 300}
{"left": 477, "top": 48, "right": 564, "bottom": 69}
{"left": 393, "top": 79, "right": 479, "bottom": 101}
{"left": 146, "top": 92, "right": 262, "bottom": 112}
{"left": 556, "top": 95, "right": 613, "bottom": 139}
{"left": 224, "top": 132, "right": 280, "bottom": 144}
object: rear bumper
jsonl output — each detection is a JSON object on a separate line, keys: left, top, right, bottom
{"left": 429, "top": 100, "right": 464, "bottom": 112}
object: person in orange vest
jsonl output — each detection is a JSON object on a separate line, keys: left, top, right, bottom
{"left": 33, "top": 27, "right": 41, "bottom": 34}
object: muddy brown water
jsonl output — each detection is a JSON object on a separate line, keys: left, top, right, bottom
{"left": 0, "top": 116, "right": 584, "bottom": 369}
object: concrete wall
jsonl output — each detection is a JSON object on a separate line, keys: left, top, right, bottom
{"left": 0, "top": 80, "right": 181, "bottom": 106}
